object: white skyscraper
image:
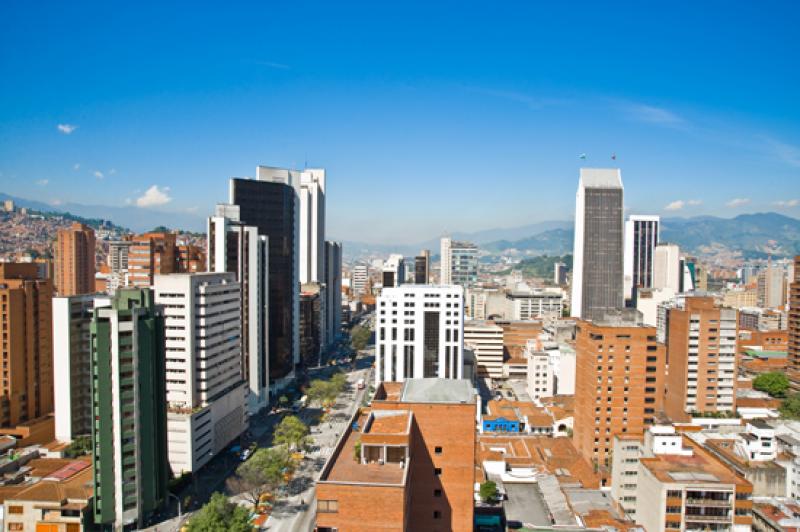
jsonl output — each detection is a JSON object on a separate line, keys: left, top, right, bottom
{"left": 653, "top": 243, "right": 682, "bottom": 293}
{"left": 624, "top": 215, "right": 660, "bottom": 306}
{"left": 440, "top": 236, "right": 479, "bottom": 287}
{"left": 352, "top": 264, "right": 369, "bottom": 295}
{"left": 154, "top": 272, "right": 248, "bottom": 474}
{"left": 208, "top": 204, "right": 270, "bottom": 414}
{"left": 382, "top": 254, "right": 405, "bottom": 288}
{"left": 375, "top": 284, "right": 464, "bottom": 384}
{"left": 440, "top": 237, "right": 452, "bottom": 285}
{"left": 571, "top": 168, "right": 624, "bottom": 320}
{"left": 299, "top": 169, "right": 326, "bottom": 284}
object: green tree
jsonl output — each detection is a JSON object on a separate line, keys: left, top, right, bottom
{"left": 479, "top": 480, "right": 499, "bottom": 503}
{"left": 350, "top": 325, "right": 372, "bottom": 351}
{"left": 753, "top": 372, "right": 790, "bottom": 398}
{"left": 185, "top": 492, "right": 251, "bottom": 532}
{"left": 235, "top": 447, "right": 295, "bottom": 504}
{"left": 780, "top": 393, "right": 800, "bottom": 419}
{"left": 273, "top": 415, "right": 310, "bottom": 450}
{"left": 64, "top": 435, "right": 92, "bottom": 458}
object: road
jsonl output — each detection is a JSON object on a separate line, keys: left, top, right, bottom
{"left": 144, "top": 327, "right": 374, "bottom": 532}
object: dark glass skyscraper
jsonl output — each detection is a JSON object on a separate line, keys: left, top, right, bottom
{"left": 230, "top": 168, "right": 299, "bottom": 382}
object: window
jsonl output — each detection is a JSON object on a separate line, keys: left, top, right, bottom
{"left": 434, "top": 467, "right": 442, "bottom": 475}
{"left": 7, "top": 506, "right": 22, "bottom": 514}
{"left": 433, "top": 510, "right": 442, "bottom": 519}
{"left": 435, "top": 446, "right": 443, "bottom": 454}
{"left": 8, "top": 524, "right": 23, "bottom": 531}
{"left": 434, "top": 489, "right": 442, "bottom": 497}
{"left": 318, "top": 500, "right": 339, "bottom": 513}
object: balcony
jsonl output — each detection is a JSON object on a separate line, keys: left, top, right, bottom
{"left": 686, "top": 498, "right": 731, "bottom": 507}
{"left": 685, "top": 514, "right": 731, "bottom": 523}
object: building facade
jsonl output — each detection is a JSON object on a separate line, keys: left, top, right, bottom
{"left": 573, "top": 311, "right": 666, "bottom": 482}
{"left": 664, "top": 297, "right": 738, "bottom": 421}
{"left": 298, "top": 168, "right": 326, "bottom": 284}
{"left": 571, "top": 168, "right": 624, "bottom": 320}
{"left": 463, "top": 321, "right": 504, "bottom": 379}
{"left": 54, "top": 222, "right": 96, "bottom": 296}
{"left": 624, "top": 215, "right": 659, "bottom": 307}
{"left": 91, "top": 289, "right": 168, "bottom": 530}
{"left": 440, "top": 237, "right": 478, "bottom": 288}
{"left": 787, "top": 257, "right": 800, "bottom": 389}
{"left": 352, "top": 264, "right": 369, "bottom": 296}
{"left": 382, "top": 254, "right": 405, "bottom": 288}
{"left": 153, "top": 273, "right": 248, "bottom": 474}
{"left": 325, "top": 241, "right": 343, "bottom": 347}
{"left": 505, "top": 286, "right": 564, "bottom": 320}
{"left": 376, "top": 285, "right": 464, "bottom": 384}
{"left": 127, "top": 232, "right": 177, "bottom": 288}
{"left": 0, "top": 263, "right": 54, "bottom": 428}
{"left": 414, "top": 250, "right": 430, "bottom": 284}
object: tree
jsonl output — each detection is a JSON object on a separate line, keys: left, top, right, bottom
{"left": 235, "top": 447, "right": 295, "bottom": 504}
{"left": 307, "top": 379, "right": 338, "bottom": 406}
{"left": 753, "top": 372, "right": 790, "bottom": 398}
{"left": 350, "top": 325, "right": 372, "bottom": 352}
{"left": 185, "top": 492, "right": 251, "bottom": 532}
{"left": 479, "top": 480, "right": 499, "bottom": 503}
{"left": 780, "top": 393, "right": 800, "bottom": 420}
{"left": 273, "top": 415, "right": 310, "bottom": 450}
{"left": 64, "top": 435, "right": 92, "bottom": 458}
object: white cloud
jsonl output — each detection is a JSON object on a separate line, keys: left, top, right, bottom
{"left": 72, "top": 163, "right": 80, "bottom": 171}
{"left": 36, "top": 179, "right": 49, "bottom": 186}
{"left": 57, "top": 124, "right": 77, "bottom": 134}
{"left": 775, "top": 199, "right": 799, "bottom": 208}
{"left": 726, "top": 198, "right": 750, "bottom": 208}
{"left": 664, "top": 200, "right": 685, "bottom": 211}
{"left": 623, "top": 103, "right": 685, "bottom": 128}
{"left": 93, "top": 170, "right": 104, "bottom": 179}
{"left": 687, "top": 199, "right": 702, "bottom": 206}
{"left": 135, "top": 185, "right": 172, "bottom": 208}
{"left": 254, "top": 60, "right": 290, "bottom": 69}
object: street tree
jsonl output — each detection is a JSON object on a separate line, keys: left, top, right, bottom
{"left": 273, "top": 415, "right": 310, "bottom": 450}
{"left": 234, "top": 447, "right": 296, "bottom": 504}
{"left": 185, "top": 492, "right": 251, "bottom": 532}
{"left": 780, "top": 393, "right": 800, "bottom": 419}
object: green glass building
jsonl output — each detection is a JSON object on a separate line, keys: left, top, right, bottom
{"left": 90, "top": 288, "right": 168, "bottom": 530}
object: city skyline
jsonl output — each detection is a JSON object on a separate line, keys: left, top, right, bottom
{"left": 2, "top": 2, "right": 800, "bottom": 243}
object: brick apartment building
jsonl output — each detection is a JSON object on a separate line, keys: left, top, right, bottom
{"left": 664, "top": 297, "right": 738, "bottom": 422}
{"left": 573, "top": 311, "right": 666, "bottom": 483}
{"left": 127, "top": 231, "right": 177, "bottom": 287}
{"left": 54, "top": 222, "right": 95, "bottom": 296}
{"left": 789, "top": 256, "right": 800, "bottom": 390}
{"left": 316, "top": 378, "right": 476, "bottom": 532}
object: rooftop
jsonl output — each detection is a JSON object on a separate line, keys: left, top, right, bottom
{"left": 639, "top": 436, "right": 751, "bottom": 487}
{"left": 579, "top": 167, "right": 623, "bottom": 189}
{"left": 400, "top": 378, "right": 474, "bottom": 404}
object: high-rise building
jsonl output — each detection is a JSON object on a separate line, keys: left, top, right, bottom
{"left": 230, "top": 166, "right": 300, "bottom": 388}
{"left": 375, "top": 285, "right": 464, "bottom": 384}
{"left": 653, "top": 243, "right": 682, "bottom": 293}
{"left": 53, "top": 293, "right": 109, "bottom": 442}
{"left": 0, "top": 264, "right": 53, "bottom": 427}
{"left": 414, "top": 249, "right": 430, "bottom": 284}
{"left": 463, "top": 321, "right": 504, "bottom": 379}
{"left": 300, "top": 283, "right": 324, "bottom": 367}
{"left": 623, "top": 215, "right": 659, "bottom": 306}
{"left": 554, "top": 261, "right": 568, "bottom": 286}
{"left": 664, "top": 297, "right": 737, "bottom": 422}
{"left": 382, "top": 254, "right": 405, "bottom": 288}
{"left": 54, "top": 222, "right": 95, "bottom": 296}
{"left": 176, "top": 243, "right": 206, "bottom": 273}
{"left": 440, "top": 237, "right": 478, "bottom": 287}
{"left": 208, "top": 204, "right": 270, "bottom": 413}
{"left": 316, "top": 379, "right": 476, "bottom": 532}
{"left": 153, "top": 273, "right": 248, "bottom": 474}
{"left": 128, "top": 232, "right": 177, "bottom": 287}
{"left": 790, "top": 256, "right": 800, "bottom": 389}
{"left": 573, "top": 310, "right": 665, "bottom": 483}
{"left": 758, "top": 264, "right": 787, "bottom": 309}
{"left": 91, "top": 289, "right": 168, "bottom": 529}
{"left": 324, "top": 241, "right": 342, "bottom": 347}
{"left": 299, "top": 169, "right": 326, "bottom": 284}
{"left": 571, "top": 168, "right": 624, "bottom": 320}
{"left": 108, "top": 240, "right": 133, "bottom": 273}
{"left": 352, "top": 264, "right": 369, "bottom": 296}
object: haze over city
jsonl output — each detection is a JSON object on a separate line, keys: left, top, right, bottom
{"left": 2, "top": 2, "right": 799, "bottom": 243}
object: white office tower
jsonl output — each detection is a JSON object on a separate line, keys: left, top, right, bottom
{"left": 440, "top": 236, "right": 479, "bottom": 287}
{"left": 325, "top": 241, "right": 343, "bottom": 346}
{"left": 352, "top": 264, "right": 369, "bottom": 295}
{"left": 653, "top": 243, "right": 682, "bottom": 293}
{"left": 464, "top": 321, "right": 504, "bottom": 379}
{"left": 154, "top": 273, "right": 248, "bottom": 474}
{"left": 506, "top": 283, "right": 564, "bottom": 320}
{"left": 571, "top": 168, "right": 624, "bottom": 320}
{"left": 299, "top": 169, "right": 326, "bottom": 284}
{"left": 758, "top": 264, "right": 787, "bottom": 309}
{"left": 207, "top": 204, "right": 270, "bottom": 414}
{"left": 623, "top": 215, "right": 660, "bottom": 306}
{"left": 554, "top": 262, "right": 568, "bottom": 286}
{"left": 53, "top": 294, "right": 110, "bottom": 442}
{"left": 382, "top": 254, "right": 405, "bottom": 288}
{"left": 375, "top": 284, "right": 464, "bottom": 384}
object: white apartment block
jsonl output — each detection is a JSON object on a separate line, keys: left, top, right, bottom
{"left": 53, "top": 294, "right": 110, "bottom": 442}
{"left": 653, "top": 243, "right": 682, "bottom": 293}
{"left": 527, "top": 351, "right": 553, "bottom": 399}
{"left": 375, "top": 284, "right": 464, "bottom": 384}
{"left": 299, "top": 169, "right": 326, "bottom": 284}
{"left": 463, "top": 321, "right": 504, "bottom": 379}
{"left": 506, "top": 285, "right": 564, "bottom": 320}
{"left": 154, "top": 273, "right": 248, "bottom": 474}
{"left": 524, "top": 338, "right": 576, "bottom": 399}
{"left": 207, "top": 205, "right": 270, "bottom": 414}
{"left": 352, "top": 264, "right": 369, "bottom": 295}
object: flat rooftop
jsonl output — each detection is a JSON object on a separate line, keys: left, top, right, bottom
{"left": 324, "top": 415, "right": 407, "bottom": 486}
{"left": 400, "top": 378, "right": 474, "bottom": 404}
{"left": 640, "top": 436, "right": 751, "bottom": 487}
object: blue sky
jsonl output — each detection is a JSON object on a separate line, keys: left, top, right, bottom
{"left": 1, "top": 1, "right": 799, "bottom": 243}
